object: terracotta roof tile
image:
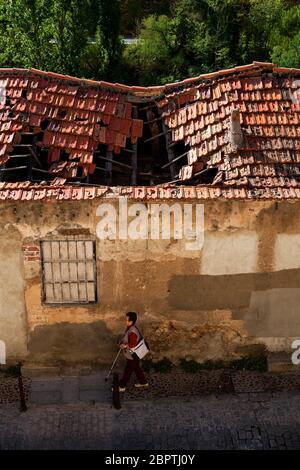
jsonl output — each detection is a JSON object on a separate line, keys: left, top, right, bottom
{"left": 1, "top": 64, "right": 300, "bottom": 197}
{"left": 150, "top": 65, "right": 300, "bottom": 193}
{"left": 131, "top": 119, "right": 143, "bottom": 138}
{"left": 0, "top": 181, "right": 299, "bottom": 201}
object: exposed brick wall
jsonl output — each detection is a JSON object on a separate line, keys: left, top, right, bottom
{"left": 22, "top": 242, "right": 40, "bottom": 262}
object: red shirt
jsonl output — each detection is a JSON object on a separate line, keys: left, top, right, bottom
{"left": 127, "top": 332, "right": 138, "bottom": 348}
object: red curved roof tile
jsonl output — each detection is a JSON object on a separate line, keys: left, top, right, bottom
{"left": 0, "top": 62, "right": 300, "bottom": 198}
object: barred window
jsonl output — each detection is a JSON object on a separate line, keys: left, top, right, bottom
{"left": 41, "top": 240, "right": 97, "bottom": 304}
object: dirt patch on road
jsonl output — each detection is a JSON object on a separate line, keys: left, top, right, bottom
{"left": 0, "top": 372, "right": 30, "bottom": 405}
{"left": 123, "top": 367, "right": 300, "bottom": 400}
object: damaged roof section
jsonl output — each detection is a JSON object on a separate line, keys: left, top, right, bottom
{"left": 158, "top": 62, "right": 300, "bottom": 192}
{"left": 0, "top": 68, "right": 149, "bottom": 186}
{"left": 1, "top": 62, "right": 300, "bottom": 199}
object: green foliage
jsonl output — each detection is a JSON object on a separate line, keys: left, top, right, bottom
{"left": 180, "top": 355, "right": 267, "bottom": 373}
{"left": 230, "top": 354, "right": 268, "bottom": 372}
{"left": 270, "top": 3, "right": 300, "bottom": 68}
{"left": 180, "top": 358, "right": 225, "bottom": 373}
{"left": 50, "top": 0, "right": 90, "bottom": 75}
{"left": 124, "top": 0, "right": 300, "bottom": 85}
{"left": 79, "top": 26, "right": 109, "bottom": 80}
{"left": 144, "top": 354, "right": 267, "bottom": 374}
{"left": 0, "top": 0, "right": 91, "bottom": 74}
{"left": 4, "top": 363, "right": 21, "bottom": 377}
{"left": 0, "top": 0, "right": 123, "bottom": 80}
{"left": 0, "top": 0, "right": 54, "bottom": 70}
{"left": 121, "top": 0, "right": 171, "bottom": 36}
{"left": 142, "top": 357, "right": 173, "bottom": 373}
{"left": 123, "top": 15, "right": 177, "bottom": 85}
{"left": 0, "top": 0, "right": 300, "bottom": 84}
{"left": 97, "top": 0, "right": 124, "bottom": 81}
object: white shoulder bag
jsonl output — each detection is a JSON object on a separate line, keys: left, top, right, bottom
{"left": 129, "top": 327, "right": 150, "bottom": 360}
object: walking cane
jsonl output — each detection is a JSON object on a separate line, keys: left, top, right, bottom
{"left": 105, "top": 348, "right": 122, "bottom": 382}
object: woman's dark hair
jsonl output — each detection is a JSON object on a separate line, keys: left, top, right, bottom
{"left": 126, "top": 311, "right": 137, "bottom": 324}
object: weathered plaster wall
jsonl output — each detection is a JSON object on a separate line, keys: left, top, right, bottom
{"left": 0, "top": 198, "right": 299, "bottom": 365}
{"left": 0, "top": 224, "right": 27, "bottom": 361}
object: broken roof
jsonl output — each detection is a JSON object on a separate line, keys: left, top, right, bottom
{"left": 1, "top": 61, "right": 300, "bottom": 200}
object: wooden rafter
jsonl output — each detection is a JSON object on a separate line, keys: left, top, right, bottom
{"left": 131, "top": 106, "right": 138, "bottom": 185}
{"left": 161, "top": 120, "right": 176, "bottom": 179}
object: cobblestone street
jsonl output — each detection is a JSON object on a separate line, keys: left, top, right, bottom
{"left": 1, "top": 391, "right": 300, "bottom": 450}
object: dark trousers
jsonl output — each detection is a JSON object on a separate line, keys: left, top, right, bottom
{"left": 119, "top": 358, "right": 147, "bottom": 387}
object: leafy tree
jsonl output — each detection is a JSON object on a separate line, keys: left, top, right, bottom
{"left": 124, "top": 0, "right": 293, "bottom": 85}
{"left": 0, "top": 0, "right": 53, "bottom": 69}
{"left": 50, "top": 0, "right": 90, "bottom": 75}
{"left": 124, "top": 15, "right": 176, "bottom": 85}
{"left": 121, "top": 0, "right": 171, "bottom": 36}
{"left": 0, "top": 0, "right": 300, "bottom": 86}
{"left": 97, "top": 0, "right": 123, "bottom": 81}
{"left": 0, "top": 0, "right": 122, "bottom": 80}
{"left": 79, "top": 25, "right": 109, "bottom": 80}
{"left": 244, "top": 0, "right": 283, "bottom": 61}
{"left": 270, "top": 3, "right": 300, "bottom": 68}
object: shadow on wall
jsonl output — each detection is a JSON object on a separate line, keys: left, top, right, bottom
{"left": 168, "top": 269, "right": 300, "bottom": 337}
{"left": 168, "top": 269, "right": 300, "bottom": 310}
{"left": 27, "top": 320, "right": 116, "bottom": 366}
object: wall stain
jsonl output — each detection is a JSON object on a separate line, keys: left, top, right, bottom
{"left": 28, "top": 320, "right": 116, "bottom": 365}
{"left": 168, "top": 268, "right": 300, "bottom": 310}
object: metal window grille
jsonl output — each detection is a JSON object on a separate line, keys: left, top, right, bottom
{"left": 41, "top": 240, "right": 97, "bottom": 304}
